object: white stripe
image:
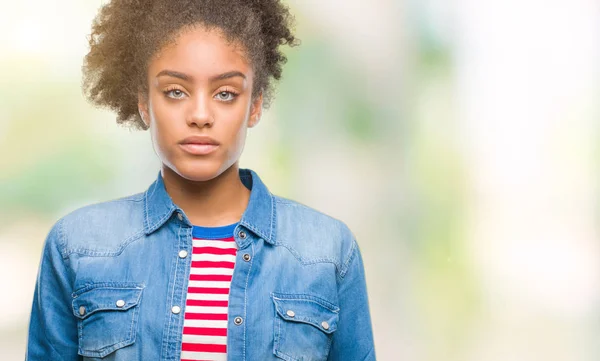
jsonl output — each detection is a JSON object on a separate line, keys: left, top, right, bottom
{"left": 183, "top": 319, "right": 228, "bottom": 328}
{"left": 192, "top": 239, "right": 238, "bottom": 249}
{"left": 186, "top": 293, "right": 230, "bottom": 301}
{"left": 184, "top": 305, "right": 228, "bottom": 314}
{"left": 188, "top": 280, "right": 231, "bottom": 289}
{"left": 191, "top": 254, "right": 236, "bottom": 262}
{"left": 180, "top": 351, "right": 227, "bottom": 361}
{"left": 181, "top": 334, "right": 228, "bottom": 345}
{"left": 190, "top": 267, "right": 234, "bottom": 276}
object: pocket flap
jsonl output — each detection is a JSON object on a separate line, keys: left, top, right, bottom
{"left": 271, "top": 293, "right": 339, "bottom": 334}
{"left": 72, "top": 285, "right": 143, "bottom": 320}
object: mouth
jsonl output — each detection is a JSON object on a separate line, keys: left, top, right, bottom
{"left": 179, "top": 143, "right": 219, "bottom": 155}
{"left": 179, "top": 136, "right": 220, "bottom": 155}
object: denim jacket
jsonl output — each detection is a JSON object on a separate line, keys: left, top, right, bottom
{"left": 26, "top": 168, "right": 376, "bottom": 361}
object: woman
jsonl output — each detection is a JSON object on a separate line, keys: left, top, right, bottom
{"left": 26, "top": 0, "right": 376, "bottom": 360}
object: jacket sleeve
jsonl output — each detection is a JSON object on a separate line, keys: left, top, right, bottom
{"left": 26, "top": 219, "right": 81, "bottom": 361}
{"left": 328, "top": 240, "right": 376, "bottom": 361}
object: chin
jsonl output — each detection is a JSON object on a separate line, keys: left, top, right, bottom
{"left": 168, "top": 159, "right": 230, "bottom": 182}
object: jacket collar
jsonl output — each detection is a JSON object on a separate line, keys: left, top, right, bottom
{"left": 143, "top": 168, "right": 276, "bottom": 244}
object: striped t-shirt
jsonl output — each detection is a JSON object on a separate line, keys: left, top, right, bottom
{"left": 180, "top": 222, "right": 239, "bottom": 361}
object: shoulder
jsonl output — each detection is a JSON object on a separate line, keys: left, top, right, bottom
{"left": 49, "top": 192, "right": 146, "bottom": 257}
{"left": 272, "top": 195, "right": 358, "bottom": 277}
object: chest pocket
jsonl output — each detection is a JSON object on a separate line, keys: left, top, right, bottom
{"left": 72, "top": 283, "right": 144, "bottom": 359}
{"left": 271, "top": 293, "right": 339, "bottom": 361}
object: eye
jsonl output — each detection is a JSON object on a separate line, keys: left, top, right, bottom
{"left": 164, "top": 88, "right": 186, "bottom": 99}
{"left": 215, "top": 91, "right": 237, "bottom": 102}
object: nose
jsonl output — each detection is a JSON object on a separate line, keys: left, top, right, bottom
{"left": 187, "top": 93, "right": 214, "bottom": 128}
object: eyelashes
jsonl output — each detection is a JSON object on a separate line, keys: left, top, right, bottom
{"left": 163, "top": 88, "right": 185, "bottom": 99}
{"left": 215, "top": 90, "right": 238, "bottom": 102}
{"left": 162, "top": 87, "right": 239, "bottom": 102}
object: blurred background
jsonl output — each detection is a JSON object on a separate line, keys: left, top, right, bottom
{"left": 1, "top": 0, "right": 599, "bottom": 359}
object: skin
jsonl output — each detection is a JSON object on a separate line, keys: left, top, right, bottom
{"left": 137, "top": 24, "right": 263, "bottom": 226}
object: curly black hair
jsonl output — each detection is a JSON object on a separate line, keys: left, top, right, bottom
{"left": 82, "top": 0, "right": 299, "bottom": 130}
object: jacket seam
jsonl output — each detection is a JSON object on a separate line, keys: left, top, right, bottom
{"left": 338, "top": 239, "right": 358, "bottom": 279}
{"left": 241, "top": 221, "right": 267, "bottom": 243}
{"left": 166, "top": 222, "right": 185, "bottom": 359}
{"left": 270, "top": 190, "right": 276, "bottom": 242}
{"left": 72, "top": 283, "right": 146, "bottom": 297}
{"left": 61, "top": 230, "right": 145, "bottom": 257}
{"left": 272, "top": 242, "right": 342, "bottom": 271}
{"left": 144, "top": 187, "right": 151, "bottom": 232}
{"left": 56, "top": 217, "right": 68, "bottom": 258}
{"left": 242, "top": 242, "right": 254, "bottom": 361}
{"left": 38, "top": 218, "right": 69, "bottom": 361}
{"left": 146, "top": 204, "right": 176, "bottom": 235}
{"left": 271, "top": 293, "right": 340, "bottom": 312}
{"left": 144, "top": 181, "right": 158, "bottom": 228}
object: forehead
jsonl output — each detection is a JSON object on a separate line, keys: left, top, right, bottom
{"left": 149, "top": 25, "right": 252, "bottom": 77}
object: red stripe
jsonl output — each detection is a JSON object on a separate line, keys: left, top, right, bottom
{"left": 189, "top": 274, "right": 232, "bottom": 282}
{"left": 183, "top": 235, "right": 233, "bottom": 358}
{"left": 185, "top": 313, "right": 228, "bottom": 320}
{"left": 183, "top": 327, "right": 227, "bottom": 336}
{"left": 186, "top": 299, "right": 228, "bottom": 307}
{"left": 192, "top": 261, "right": 235, "bottom": 268}
{"left": 193, "top": 246, "right": 237, "bottom": 255}
{"left": 181, "top": 342, "right": 227, "bottom": 353}
{"left": 188, "top": 287, "right": 230, "bottom": 294}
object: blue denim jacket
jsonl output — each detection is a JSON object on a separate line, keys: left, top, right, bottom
{"left": 26, "top": 168, "right": 376, "bottom": 361}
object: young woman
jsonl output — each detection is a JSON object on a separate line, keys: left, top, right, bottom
{"left": 26, "top": 1, "right": 375, "bottom": 360}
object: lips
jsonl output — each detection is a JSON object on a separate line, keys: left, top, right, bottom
{"left": 179, "top": 135, "right": 220, "bottom": 155}
{"left": 180, "top": 135, "right": 220, "bottom": 146}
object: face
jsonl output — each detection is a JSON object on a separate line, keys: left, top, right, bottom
{"left": 138, "top": 25, "right": 262, "bottom": 182}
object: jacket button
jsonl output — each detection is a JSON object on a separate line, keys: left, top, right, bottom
{"left": 178, "top": 250, "right": 188, "bottom": 259}
{"left": 233, "top": 316, "right": 243, "bottom": 325}
{"left": 171, "top": 306, "right": 181, "bottom": 314}
{"left": 286, "top": 310, "right": 295, "bottom": 318}
{"left": 116, "top": 300, "right": 125, "bottom": 308}
{"left": 242, "top": 253, "right": 251, "bottom": 262}
{"left": 321, "top": 321, "right": 329, "bottom": 330}
{"left": 238, "top": 230, "right": 247, "bottom": 239}
{"left": 177, "top": 212, "right": 183, "bottom": 221}
{"left": 78, "top": 306, "right": 86, "bottom": 316}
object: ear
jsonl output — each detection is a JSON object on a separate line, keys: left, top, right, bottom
{"left": 248, "top": 93, "right": 263, "bottom": 128}
{"left": 138, "top": 92, "right": 150, "bottom": 128}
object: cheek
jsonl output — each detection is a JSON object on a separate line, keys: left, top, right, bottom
{"left": 226, "top": 107, "right": 250, "bottom": 140}
{"left": 230, "top": 120, "right": 249, "bottom": 153}
{"left": 151, "top": 95, "right": 178, "bottom": 121}
{"left": 148, "top": 98, "right": 179, "bottom": 150}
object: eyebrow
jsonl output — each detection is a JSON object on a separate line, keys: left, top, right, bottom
{"left": 156, "top": 70, "right": 246, "bottom": 82}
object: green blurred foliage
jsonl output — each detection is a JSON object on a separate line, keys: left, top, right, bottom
{"left": 0, "top": 61, "right": 117, "bottom": 223}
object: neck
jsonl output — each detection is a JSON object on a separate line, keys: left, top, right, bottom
{"left": 160, "top": 163, "right": 250, "bottom": 227}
